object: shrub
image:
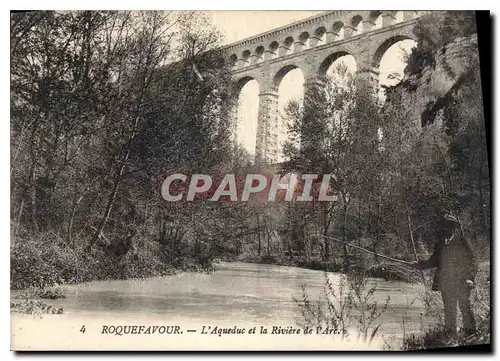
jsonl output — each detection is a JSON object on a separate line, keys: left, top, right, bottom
{"left": 10, "top": 233, "right": 80, "bottom": 289}
{"left": 294, "top": 271, "right": 390, "bottom": 345}
{"left": 10, "top": 230, "right": 206, "bottom": 290}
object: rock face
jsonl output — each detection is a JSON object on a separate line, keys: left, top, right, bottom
{"left": 397, "top": 35, "right": 479, "bottom": 129}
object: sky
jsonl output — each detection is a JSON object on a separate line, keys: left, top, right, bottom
{"left": 205, "top": 11, "right": 416, "bottom": 159}
{"left": 206, "top": 11, "right": 324, "bottom": 45}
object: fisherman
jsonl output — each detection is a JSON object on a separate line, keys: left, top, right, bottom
{"left": 411, "top": 214, "right": 478, "bottom": 334}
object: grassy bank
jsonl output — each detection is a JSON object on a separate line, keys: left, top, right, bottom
{"left": 401, "top": 323, "right": 491, "bottom": 350}
{"left": 10, "top": 231, "right": 215, "bottom": 315}
{"left": 11, "top": 240, "right": 211, "bottom": 291}
{"left": 11, "top": 234, "right": 215, "bottom": 314}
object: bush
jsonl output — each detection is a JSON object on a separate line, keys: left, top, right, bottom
{"left": 11, "top": 233, "right": 80, "bottom": 289}
{"left": 294, "top": 271, "right": 390, "bottom": 345}
{"left": 10, "top": 230, "right": 210, "bottom": 290}
{"left": 10, "top": 299, "right": 63, "bottom": 315}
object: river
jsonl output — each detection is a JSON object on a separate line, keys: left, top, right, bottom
{"left": 11, "top": 261, "right": 435, "bottom": 350}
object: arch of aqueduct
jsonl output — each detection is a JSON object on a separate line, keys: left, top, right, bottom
{"left": 223, "top": 10, "right": 426, "bottom": 165}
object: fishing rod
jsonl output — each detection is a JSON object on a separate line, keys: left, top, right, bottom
{"left": 316, "top": 234, "right": 413, "bottom": 266}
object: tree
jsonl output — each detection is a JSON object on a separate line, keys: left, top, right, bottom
{"left": 282, "top": 65, "right": 382, "bottom": 268}
{"left": 10, "top": 10, "right": 244, "bottom": 284}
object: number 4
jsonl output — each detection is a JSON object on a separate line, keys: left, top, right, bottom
{"left": 80, "top": 325, "right": 86, "bottom": 333}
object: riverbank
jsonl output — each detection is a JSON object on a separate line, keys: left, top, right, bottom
{"left": 10, "top": 259, "right": 215, "bottom": 315}
{"left": 10, "top": 234, "right": 216, "bottom": 315}
{"left": 10, "top": 261, "right": 489, "bottom": 350}
{"left": 235, "top": 254, "right": 419, "bottom": 283}
{"left": 10, "top": 234, "right": 214, "bottom": 291}
{"left": 10, "top": 262, "right": 432, "bottom": 350}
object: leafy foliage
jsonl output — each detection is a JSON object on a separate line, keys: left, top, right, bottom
{"left": 10, "top": 11, "right": 242, "bottom": 288}
{"left": 405, "top": 11, "right": 477, "bottom": 76}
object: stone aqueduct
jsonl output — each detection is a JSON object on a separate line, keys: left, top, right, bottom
{"left": 222, "top": 10, "right": 426, "bottom": 165}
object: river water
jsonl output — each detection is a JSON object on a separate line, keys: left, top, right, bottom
{"left": 52, "top": 262, "right": 432, "bottom": 332}
{"left": 11, "top": 262, "right": 436, "bottom": 350}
